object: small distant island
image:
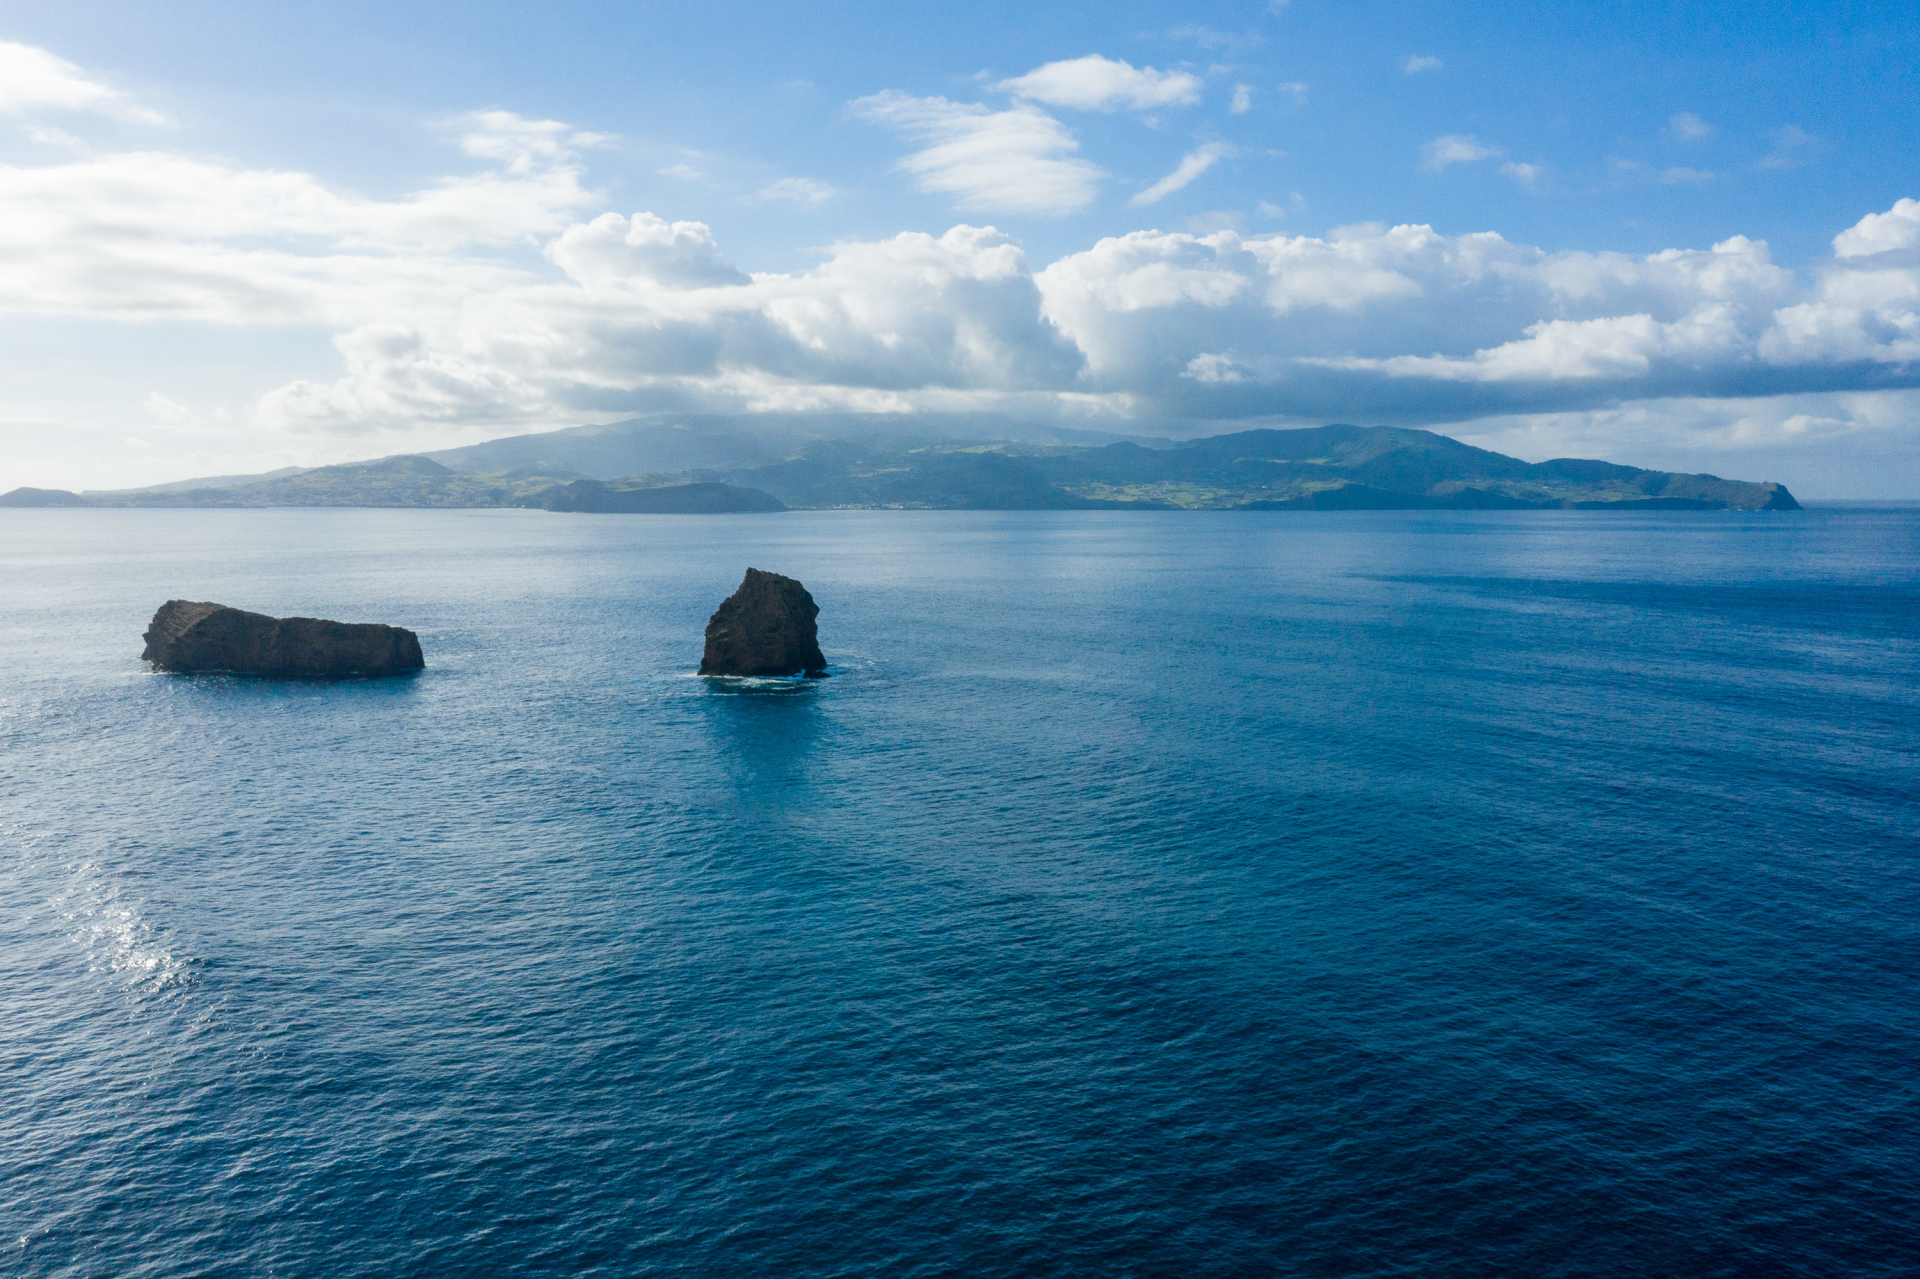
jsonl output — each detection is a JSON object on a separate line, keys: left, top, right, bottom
{"left": 2, "top": 420, "right": 1801, "bottom": 512}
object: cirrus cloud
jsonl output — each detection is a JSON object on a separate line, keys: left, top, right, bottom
{"left": 851, "top": 90, "right": 1102, "bottom": 215}
{"left": 992, "top": 55, "right": 1202, "bottom": 112}
{"left": 1130, "top": 143, "right": 1234, "bottom": 207}
{"left": 0, "top": 40, "right": 168, "bottom": 124}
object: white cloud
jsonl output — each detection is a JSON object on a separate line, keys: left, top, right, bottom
{"left": 1032, "top": 222, "right": 1920, "bottom": 424}
{"left": 993, "top": 55, "right": 1202, "bottom": 112}
{"left": 1833, "top": 198, "right": 1920, "bottom": 257}
{"left": 1131, "top": 143, "right": 1232, "bottom": 206}
{"left": 1669, "top": 112, "right": 1716, "bottom": 140}
{"left": 1401, "top": 55, "right": 1443, "bottom": 74}
{"left": 0, "top": 40, "right": 167, "bottom": 125}
{"left": 1421, "top": 134, "right": 1503, "bottom": 171}
{"left": 3, "top": 37, "right": 1919, "bottom": 492}
{"left": 142, "top": 392, "right": 193, "bottom": 424}
{"left": 26, "top": 126, "right": 87, "bottom": 150}
{"left": 852, "top": 90, "right": 1101, "bottom": 215}
{"left": 1500, "top": 161, "right": 1543, "bottom": 191}
{"left": 1276, "top": 81, "right": 1308, "bottom": 104}
{"left": 1230, "top": 84, "right": 1253, "bottom": 114}
{"left": 1660, "top": 166, "right": 1715, "bottom": 185}
{"left": 1758, "top": 125, "right": 1818, "bottom": 171}
{"left": 453, "top": 111, "right": 579, "bottom": 172}
{"left": 1258, "top": 192, "right": 1307, "bottom": 218}
{"left": 752, "top": 176, "right": 836, "bottom": 206}
{"left": 0, "top": 110, "right": 597, "bottom": 323}
{"left": 19, "top": 139, "right": 1911, "bottom": 444}
{"left": 252, "top": 219, "right": 1086, "bottom": 432}
{"left": 547, "top": 212, "right": 750, "bottom": 288}
{"left": 1182, "top": 352, "right": 1247, "bottom": 382}
{"left": 1448, "top": 389, "right": 1920, "bottom": 495}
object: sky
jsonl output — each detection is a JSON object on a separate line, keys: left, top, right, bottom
{"left": 2, "top": 0, "right": 1917, "bottom": 496}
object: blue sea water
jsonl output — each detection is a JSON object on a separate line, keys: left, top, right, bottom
{"left": 2, "top": 507, "right": 1916, "bottom": 1278}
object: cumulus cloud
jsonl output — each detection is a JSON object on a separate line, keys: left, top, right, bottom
{"left": 11, "top": 121, "right": 1918, "bottom": 440}
{"left": 547, "top": 212, "right": 751, "bottom": 288}
{"left": 1833, "top": 198, "right": 1920, "bottom": 257}
{"left": 252, "top": 220, "right": 1088, "bottom": 432}
{"left": 993, "top": 55, "right": 1202, "bottom": 112}
{"left": 2, "top": 37, "right": 1918, "bottom": 484}
{"left": 0, "top": 40, "right": 168, "bottom": 124}
{"left": 1034, "top": 215, "right": 1920, "bottom": 423}
{"left": 852, "top": 90, "right": 1102, "bottom": 215}
{"left": 1401, "top": 55, "right": 1443, "bottom": 74}
{"left": 1230, "top": 84, "right": 1254, "bottom": 114}
{"left": 1131, "top": 144, "right": 1232, "bottom": 206}
{"left": 1421, "top": 134, "right": 1503, "bottom": 172}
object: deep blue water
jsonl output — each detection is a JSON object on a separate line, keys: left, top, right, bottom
{"left": 2, "top": 507, "right": 1916, "bottom": 1278}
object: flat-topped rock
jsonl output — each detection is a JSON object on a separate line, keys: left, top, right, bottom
{"left": 142, "top": 600, "right": 424, "bottom": 678}
{"left": 698, "top": 569, "right": 827, "bottom": 678}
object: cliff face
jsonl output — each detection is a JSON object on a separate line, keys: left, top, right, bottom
{"left": 698, "top": 569, "right": 827, "bottom": 678}
{"left": 142, "top": 600, "right": 425, "bottom": 678}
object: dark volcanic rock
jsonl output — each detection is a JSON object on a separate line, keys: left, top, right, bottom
{"left": 1, "top": 487, "right": 86, "bottom": 507}
{"left": 698, "top": 569, "right": 827, "bottom": 678}
{"left": 540, "top": 481, "right": 785, "bottom": 513}
{"left": 142, "top": 600, "right": 424, "bottom": 678}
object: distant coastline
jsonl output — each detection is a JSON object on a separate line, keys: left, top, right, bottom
{"left": 4, "top": 418, "right": 1800, "bottom": 513}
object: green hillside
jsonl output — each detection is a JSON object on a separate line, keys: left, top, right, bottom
{"left": 19, "top": 422, "right": 1800, "bottom": 513}
{"left": 695, "top": 425, "right": 1798, "bottom": 511}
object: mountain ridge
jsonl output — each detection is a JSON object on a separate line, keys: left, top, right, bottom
{"left": 4, "top": 420, "right": 1800, "bottom": 512}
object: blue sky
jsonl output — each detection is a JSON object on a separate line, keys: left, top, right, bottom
{"left": 3, "top": 0, "right": 1917, "bottom": 494}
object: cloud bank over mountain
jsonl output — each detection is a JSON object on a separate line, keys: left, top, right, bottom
{"left": 0, "top": 39, "right": 1915, "bottom": 492}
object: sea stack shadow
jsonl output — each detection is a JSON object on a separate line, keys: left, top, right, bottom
{"left": 698, "top": 569, "right": 828, "bottom": 678}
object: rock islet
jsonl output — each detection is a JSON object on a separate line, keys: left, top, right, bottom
{"left": 698, "top": 569, "right": 827, "bottom": 678}
{"left": 141, "top": 600, "right": 424, "bottom": 678}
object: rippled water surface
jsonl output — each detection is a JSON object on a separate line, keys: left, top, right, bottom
{"left": 3, "top": 507, "right": 1916, "bottom": 1278}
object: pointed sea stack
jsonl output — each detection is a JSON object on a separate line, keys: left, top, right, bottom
{"left": 698, "top": 569, "right": 827, "bottom": 678}
{"left": 142, "top": 600, "right": 424, "bottom": 678}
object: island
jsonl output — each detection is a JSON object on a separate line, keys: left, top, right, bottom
{"left": 698, "top": 569, "right": 828, "bottom": 678}
{"left": 7, "top": 419, "right": 1803, "bottom": 513}
{"left": 142, "top": 600, "right": 425, "bottom": 678}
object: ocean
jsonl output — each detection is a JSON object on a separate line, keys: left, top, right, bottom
{"left": 3, "top": 507, "right": 1915, "bottom": 1277}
